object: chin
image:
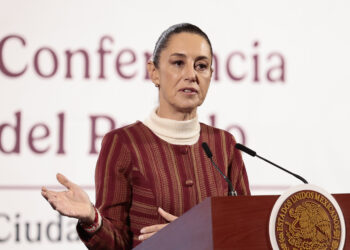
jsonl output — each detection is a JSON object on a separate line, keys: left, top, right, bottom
{"left": 171, "top": 97, "right": 205, "bottom": 113}
{"left": 176, "top": 103, "right": 200, "bottom": 113}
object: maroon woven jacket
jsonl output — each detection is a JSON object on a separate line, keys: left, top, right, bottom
{"left": 77, "top": 121, "right": 250, "bottom": 249}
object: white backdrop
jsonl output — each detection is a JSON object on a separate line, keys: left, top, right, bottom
{"left": 1, "top": 0, "right": 350, "bottom": 249}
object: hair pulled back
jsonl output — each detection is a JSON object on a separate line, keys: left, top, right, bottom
{"left": 152, "top": 23, "right": 213, "bottom": 68}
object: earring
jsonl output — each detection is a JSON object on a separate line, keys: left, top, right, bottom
{"left": 155, "top": 84, "right": 160, "bottom": 88}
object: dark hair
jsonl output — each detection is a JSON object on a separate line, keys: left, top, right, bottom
{"left": 152, "top": 23, "right": 213, "bottom": 68}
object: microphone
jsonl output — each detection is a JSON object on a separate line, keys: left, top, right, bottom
{"left": 201, "top": 142, "right": 237, "bottom": 196}
{"left": 235, "top": 143, "right": 308, "bottom": 184}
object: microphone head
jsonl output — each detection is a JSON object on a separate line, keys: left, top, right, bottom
{"left": 235, "top": 143, "right": 257, "bottom": 157}
{"left": 201, "top": 142, "right": 213, "bottom": 158}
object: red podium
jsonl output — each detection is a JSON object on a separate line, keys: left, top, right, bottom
{"left": 134, "top": 194, "right": 350, "bottom": 249}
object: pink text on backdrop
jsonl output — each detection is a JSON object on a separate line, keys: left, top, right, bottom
{"left": 0, "top": 35, "right": 285, "bottom": 83}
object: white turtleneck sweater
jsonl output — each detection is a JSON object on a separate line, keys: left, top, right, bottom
{"left": 143, "top": 108, "right": 200, "bottom": 145}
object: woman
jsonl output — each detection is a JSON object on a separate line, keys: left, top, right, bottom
{"left": 41, "top": 23, "right": 250, "bottom": 249}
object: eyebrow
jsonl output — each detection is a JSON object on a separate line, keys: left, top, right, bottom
{"left": 169, "top": 53, "right": 210, "bottom": 61}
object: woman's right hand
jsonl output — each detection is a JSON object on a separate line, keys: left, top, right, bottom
{"left": 41, "top": 173, "right": 95, "bottom": 224}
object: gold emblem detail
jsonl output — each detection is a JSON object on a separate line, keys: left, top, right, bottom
{"left": 275, "top": 191, "right": 341, "bottom": 250}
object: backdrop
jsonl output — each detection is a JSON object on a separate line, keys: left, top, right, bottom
{"left": 1, "top": 0, "right": 350, "bottom": 249}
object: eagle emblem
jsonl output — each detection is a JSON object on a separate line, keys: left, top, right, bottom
{"left": 272, "top": 189, "right": 343, "bottom": 250}
{"left": 285, "top": 201, "right": 332, "bottom": 249}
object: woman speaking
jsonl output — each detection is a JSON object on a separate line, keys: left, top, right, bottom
{"left": 41, "top": 23, "right": 250, "bottom": 249}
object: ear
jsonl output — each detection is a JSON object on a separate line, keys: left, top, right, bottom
{"left": 147, "top": 60, "right": 160, "bottom": 86}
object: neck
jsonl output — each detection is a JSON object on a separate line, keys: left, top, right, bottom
{"left": 143, "top": 107, "right": 200, "bottom": 145}
{"left": 157, "top": 105, "right": 197, "bottom": 121}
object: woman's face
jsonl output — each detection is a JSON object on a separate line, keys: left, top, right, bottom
{"left": 149, "top": 32, "right": 212, "bottom": 119}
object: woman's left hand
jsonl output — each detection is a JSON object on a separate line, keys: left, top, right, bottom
{"left": 138, "top": 207, "right": 178, "bottom": 241}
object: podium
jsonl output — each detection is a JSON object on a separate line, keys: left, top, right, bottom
{"left": 134, "top": 194, "right": 350, "bottom": 249}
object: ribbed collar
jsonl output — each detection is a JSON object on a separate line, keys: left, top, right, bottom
{"left": 143, "top": 108, "right": 200, "bottom": 145}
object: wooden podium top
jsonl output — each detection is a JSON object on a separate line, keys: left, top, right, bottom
{"left": 135, "top": 194, "right": 350, "bottom": 250}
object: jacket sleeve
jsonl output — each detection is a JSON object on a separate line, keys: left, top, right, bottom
{"left": 229, "top": 135, "right": 251, "bottom": 196}
{"left": 77, "top": 132, "right": 133, "bottom": 249}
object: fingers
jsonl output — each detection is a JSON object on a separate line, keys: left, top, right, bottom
{"left": 139, "top": 224, "right": 167, "bottom": 241}
{"left": 41, "top": 188, "right": 48, "bottom": 201}
{"left": 41, "top": 190, "right": 58, "bottom": 210}
{"left": 41, "top": 186, "right": 48, "bottom": 197}
{"left": 41, "top": 186, "right": 54, "bottom": 200}
{"left": 158, "top": 207, "right": 177, "bottom": 222}
{"left": 140, "top": 224, "right": 166, "bottom": 234}
{"left": 42, "top": 189, "right": 56, "bottom": 202}
{"left": 41, "top": 189, "right": 70, "bottom": 216}
{"left": 41, "top": 188, "right": 61, "bottom": 209}
{"left": 138, "top": 232, "right": 155, "bottom": 241}
{"left": 137, "top": 207, "right": 177, "bottom": 241}
{"left": 56, "top": 173, "right": 74, "bottom": 190}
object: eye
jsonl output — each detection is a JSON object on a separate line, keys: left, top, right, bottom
{"left": 173, "top": 60, "right": 184, "bottom": 67}
{"left": 195, "top": 63, "right": 208, "bottom": 71}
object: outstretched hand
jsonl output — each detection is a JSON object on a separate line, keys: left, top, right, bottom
{"left": 138, "top": 207, "right": 178, "bottom": 241}
{"left": 41, "top": 173, "right": 95, "bottom": 224}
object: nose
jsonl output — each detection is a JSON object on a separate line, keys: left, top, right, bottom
{"left": 184, "top": 64, "right": 197, "bottom": 83}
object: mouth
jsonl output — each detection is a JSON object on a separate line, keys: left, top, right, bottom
{"left": 180, "top": 87, "right": 198, "bottom": 94}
